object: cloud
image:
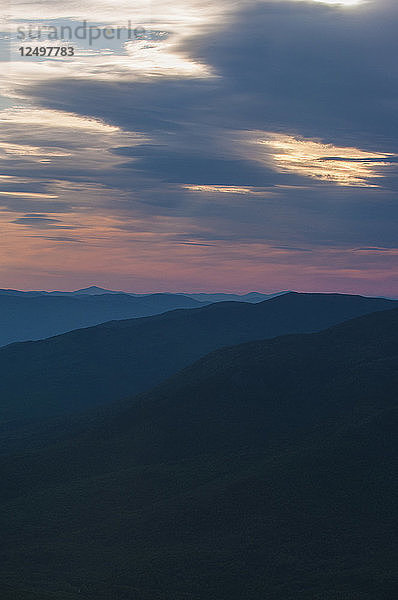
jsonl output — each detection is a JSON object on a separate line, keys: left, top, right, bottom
{"left": 35, "top": 235, "right": 84, "bottom": 243}
{"left": 0, "top": 0, "right": 397, "bottom": 294}
{"left": 247, "top": 133, "right": 396, "bottom": 187}
{"left": 11, "top": 213, "right": 74, "bottom": 229}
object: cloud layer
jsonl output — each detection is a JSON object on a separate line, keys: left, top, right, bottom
{"left": 0, "top": 0, "right": 397, "bottom": 294}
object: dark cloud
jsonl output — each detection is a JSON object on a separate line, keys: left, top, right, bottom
{"left": 186, "top": 0, "right": 398, "bottom": 149}
{"left": 119, "top": 150, "right": 293, "bottom": 186}
{"left": 272, "top": 246, "right": 313, "bottom": 253}
{"left": 0, "top": 197, "right": 72, "bottom": 213}
{"left": 26, "top": 2, "right": 398, "bottom": 149}
{"left": 11, "top": 214, "right": 73, "bottom": 229}
{"left": 34, "top": 235, "right": 84, "bottom": 243}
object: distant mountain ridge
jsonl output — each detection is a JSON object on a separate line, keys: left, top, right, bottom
{"left": 0, "top": 307, "right": 397, "bottom": 599}
{"left": 0, "top": 285, "right": 127, "bottom": 296}
{"left": 0, "top": 285, "right": 286, "bottom": 302}
{"left": 0, "top": 291, "right": 396, "bottom": 425}
{"left": 0, "top": 292, "right": 205, "bottom": 347}
{"left": 0, "top": 287, "right": 286, "bottom": 347}
{"left": 180, "top": 291, "right": 287, "bottom": 302}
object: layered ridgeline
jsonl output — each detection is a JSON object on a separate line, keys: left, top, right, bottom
{"left": 1, "top": 308, "right": 397, "bottom": 600}
{"left": 0, "top": 288, "right": 283, "bottom": 347}
{"left": 0, "top": 292, "right": 204, "bottom": 347}
{"left": 0, "top": 285, "right": 282, "bottom": 303}
{"left": 0, "top": 292, "right": 396, "bottom": 424}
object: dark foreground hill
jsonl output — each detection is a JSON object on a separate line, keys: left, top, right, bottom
{"left": 0, "top": 292, "right": 204, "bottom": 347}
{"left": 0, "top": 292, "right": 396, "bottom": 424}
{"left": 0, "top": 308, "right": 397, "bottom": 600}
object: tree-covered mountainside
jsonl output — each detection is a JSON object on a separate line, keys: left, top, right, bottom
{"left": 0, "top": 292, "right": 396, "bottom": 424}
{"left": 0, "top": 308, "right": 397, "bottom": 599}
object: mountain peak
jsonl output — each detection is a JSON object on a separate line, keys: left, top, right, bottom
{"left": 73, "top": 286, "right": 121, "bottom": 295}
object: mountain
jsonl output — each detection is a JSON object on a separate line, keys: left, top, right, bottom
{"left": 0, "top": 286, "right": 123, "bottom": 297}
{"left": 0, "top": 308, "right": 397, "bottom": 599}
{"left": 0, "top": 293, "right": 204, "bottom": 347}
{"left": 180, "top": 291, "right": 287, "bottom": 303}
{"left": 68, "top": 288, "right": 284, "bottom": 302}
{"left": 0, "top": 289, "right": 46, "bottom": 297}
{"left": 0, "top": 287, "right": 284, "bottom": 302}
{"left": 56, "top": 285, "right": 128, "bottom": 296}
{"left": 0, "top": 292, "right": 396, "bottom": 425}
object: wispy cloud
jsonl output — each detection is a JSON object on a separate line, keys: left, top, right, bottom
{"left": 253, "top": 133, "right": 396, "bottom": 187}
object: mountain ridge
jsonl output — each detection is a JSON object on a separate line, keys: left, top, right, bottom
{"left": 0, "top": 292, "right": 396, "bottom": 425}
{"left": 0, "top": 285, "right": 286, "bottom": 301}
{"left": 0, "top": 292, "right": 206, "bottom": 347}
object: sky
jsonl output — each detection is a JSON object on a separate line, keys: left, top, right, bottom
{"left": 0, "top": 0, "right": 397, "bottom": 295}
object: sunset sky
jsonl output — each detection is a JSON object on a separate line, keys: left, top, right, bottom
{"left": 0, "top": 0, "right": 397, "bottom": 295}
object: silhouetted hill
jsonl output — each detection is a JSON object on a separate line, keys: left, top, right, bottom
{"left": 0, "top": 292, "right": 204, "bottom": 347}
{"left": 0, "top": 308, "right": 397, "bottom": 599}
{"left": 0, "top": 292, "right": 396, "bottom": 424}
